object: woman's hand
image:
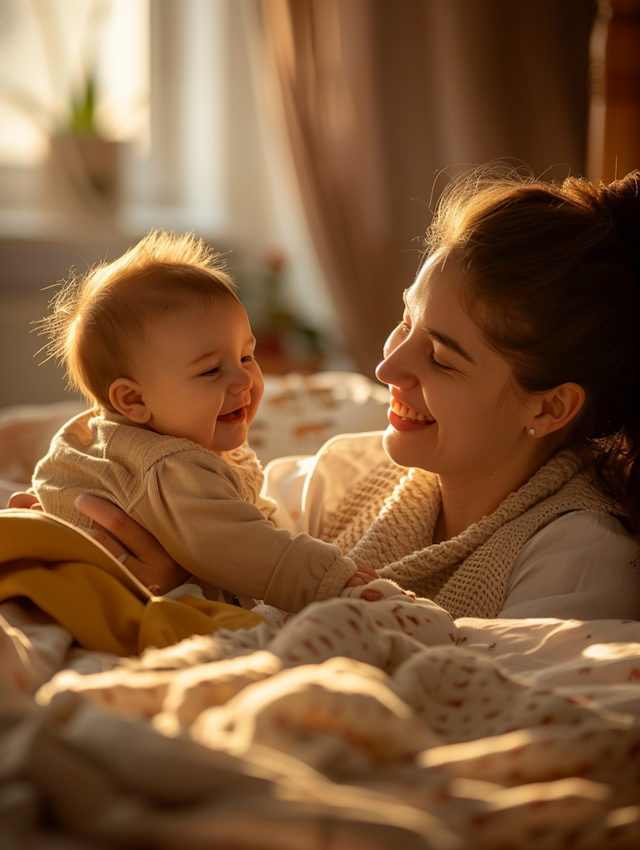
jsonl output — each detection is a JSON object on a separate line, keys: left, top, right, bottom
{"left": 7, "top": 491, "right": 189, "bottom": 595}
{"left": 74, "top": 494, "right": 190, "bottom": 595}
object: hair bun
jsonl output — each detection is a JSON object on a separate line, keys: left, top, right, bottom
{"left": 595, "top": 171, "right": 640, "bottom": 264}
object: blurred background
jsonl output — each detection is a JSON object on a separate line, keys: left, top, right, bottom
{"left": 0, "top": 0, "right": 637, "bottom": 407}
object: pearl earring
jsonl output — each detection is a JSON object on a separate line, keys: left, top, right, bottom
{"left": 528, "top": 428, "right": 536, "bottom": 436}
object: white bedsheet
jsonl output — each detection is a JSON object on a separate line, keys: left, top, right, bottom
{"left": 2, "top": 592, "right": 640, "bottom": 849}
{"left": 2, "top": 390, "right": 640, "bottom": 848}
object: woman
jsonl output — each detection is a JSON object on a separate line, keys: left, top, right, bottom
{"left": 13, "top": 167, "right": 640, "bottom": 619}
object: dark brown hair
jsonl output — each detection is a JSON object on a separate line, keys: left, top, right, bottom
{"left": 426, "top": 166, "right": 640, "bottom": 526}
{"left": 39, "top": 230, "right": 239, "bottom": 409}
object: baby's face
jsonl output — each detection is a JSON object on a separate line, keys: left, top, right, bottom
{"left": 131, "top": 299, "right": 264, "bottom": 453}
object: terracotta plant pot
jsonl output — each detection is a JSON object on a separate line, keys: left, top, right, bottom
{"left": 43, "top": 135, "right": 123, "bottom": 216}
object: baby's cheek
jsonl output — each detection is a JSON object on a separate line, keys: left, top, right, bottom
{"left": 252, "top": 375, "right": 265, "bottom": 407}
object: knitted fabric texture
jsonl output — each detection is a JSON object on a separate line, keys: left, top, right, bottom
{"left": 33, "top": 409, "right": 269, "bottom": 530}
{"left": 219, "top": 442, "right": 268, "bottom": 506}
{"left": 322, "top": 460, "right": 409, "bottom": 551}
{"left": 322, "top": 450, "right": 623, "bottom": 619}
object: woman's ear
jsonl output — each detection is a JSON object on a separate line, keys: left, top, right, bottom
{"left": 109, "top": 378, "right": 152, "bottom": 424}
{"left": 529, "top": 382, "right": 585, "bottom": 437}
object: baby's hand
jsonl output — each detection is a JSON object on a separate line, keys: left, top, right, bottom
{"left": 343, "top": 565, "right": 378, "bottom": 589}
{"left": 342, "top": 575, "right": 417, "bottom": 602}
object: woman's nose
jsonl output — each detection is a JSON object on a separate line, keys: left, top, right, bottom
{"left": 375, "top": 357, "right": 391, "bottom": 385}
{"left": 375, "top": 340, "right": 415, "bottom": 389}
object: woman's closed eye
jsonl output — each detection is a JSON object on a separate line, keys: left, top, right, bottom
{"left": 430, "top": 352, "right": 454, "bottom": 371}
{"left": 391, "top": 317, "right": 456, "bottom": 371}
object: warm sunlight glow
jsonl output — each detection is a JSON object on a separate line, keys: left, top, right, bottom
{"left": 582, "top": 642, "right": 640, "bottom": 660}
{"left": 0, "top": 0, "right": 149, "bottom": 164}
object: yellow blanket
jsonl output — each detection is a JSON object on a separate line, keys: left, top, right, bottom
{"left": 0, "top": 510, "right": 265, "bottom": 656}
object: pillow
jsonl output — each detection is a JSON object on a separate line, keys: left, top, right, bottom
{"left": 249, "top": 371, "right": 389, "bottom": 465}
{"left": 0, "top": 401, "right": 84, "bottom": 505}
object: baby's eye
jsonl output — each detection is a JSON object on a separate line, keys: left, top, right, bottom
{"left": 200, "top": 366, "right": 220, "bottom": 377}
{"left": 241, "top": 354, "right": 256, "bottom": 363}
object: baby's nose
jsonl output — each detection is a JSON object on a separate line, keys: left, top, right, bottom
{"left": 230, "top": 367, "right": 252, "bottom": 393}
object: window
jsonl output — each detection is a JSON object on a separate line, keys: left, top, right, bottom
{"left": 0, "top": 0, "right": 149, "bottom": 164}
{"left": 0, "top": 0, "right": 243, "bottom": 236}
{"left": 0, "top": 0, "right": 345, "bottom": 390}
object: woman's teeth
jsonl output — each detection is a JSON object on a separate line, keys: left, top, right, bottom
{"left": 390, "top": 397, "right": 430, "bottom": 424}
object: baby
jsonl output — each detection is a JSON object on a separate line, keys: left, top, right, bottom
{"left": 32, "top": 230, "right": 369, "bottom": 613}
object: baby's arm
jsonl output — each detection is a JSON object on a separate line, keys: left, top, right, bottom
{"left": 129, "top": 452, "right": 367, "bottom": 612}
{"left": 84, "top": 496, "right": 384, "bottom": 601}
{"left": 11, "top": 490, "right": 388, "bottom": 602}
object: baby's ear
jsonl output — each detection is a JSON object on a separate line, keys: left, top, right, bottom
{"left": 109, "top": 378, "right": 152, "bottom": 424}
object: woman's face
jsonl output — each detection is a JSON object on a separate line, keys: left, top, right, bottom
{"left": 376, "top": 256, "right": 537, "bottom": 487}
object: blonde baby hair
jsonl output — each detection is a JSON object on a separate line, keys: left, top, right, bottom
{"left": 39, "top": 230, "right": 239, "bottom": 408}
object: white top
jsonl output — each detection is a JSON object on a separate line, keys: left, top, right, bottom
{"left": 501, "top": 510, "right": 640, "bottom": 619}
{"left": 263, "top": 432, "right": 640, "bottom": 621}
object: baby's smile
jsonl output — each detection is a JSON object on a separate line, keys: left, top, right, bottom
{"left": 217, "top": 406, "right": 247, "bottom": 423}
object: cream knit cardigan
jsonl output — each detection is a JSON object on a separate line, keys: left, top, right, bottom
{"left": 322, "top": 450, "right": 623, "bottom": 619}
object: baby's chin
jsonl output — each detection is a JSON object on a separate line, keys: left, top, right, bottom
{"left": 211, "top": 432, "right": 251, "bottom": 455}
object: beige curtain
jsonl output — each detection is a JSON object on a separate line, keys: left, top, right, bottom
{"left": 250, "top": 0, "right": 595, "bottom": 377}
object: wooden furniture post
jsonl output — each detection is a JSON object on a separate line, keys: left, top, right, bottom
{"left": 588, "top": 0, "right": 640, "bottom": 183}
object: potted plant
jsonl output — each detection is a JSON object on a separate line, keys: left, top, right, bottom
{"left": 0, "top": 0, "right": 125, "bottom": 216}
{"left": 253, "top": 252, "right": 326, "bottom": 374}
{"left": 46, "top": 69, "right": 123, "bottom": 215}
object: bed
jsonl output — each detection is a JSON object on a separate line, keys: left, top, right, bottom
{"left": 1, "top": 372, "right": 639, "bottom": 849}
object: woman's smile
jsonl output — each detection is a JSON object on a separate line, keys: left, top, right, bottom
{"left": 389, "top": 395, "right": 433, "bottom": 426}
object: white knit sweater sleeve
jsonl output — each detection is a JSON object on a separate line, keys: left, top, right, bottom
{"left": 499, "top": 510, "right": 640, "bottom": 620}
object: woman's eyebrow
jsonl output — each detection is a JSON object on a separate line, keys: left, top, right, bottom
{"left": 403, "top": 288, "right": 476, "bottom": 364}
{"left": 422, "top": 327, "right": 476, "bottom": 364}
